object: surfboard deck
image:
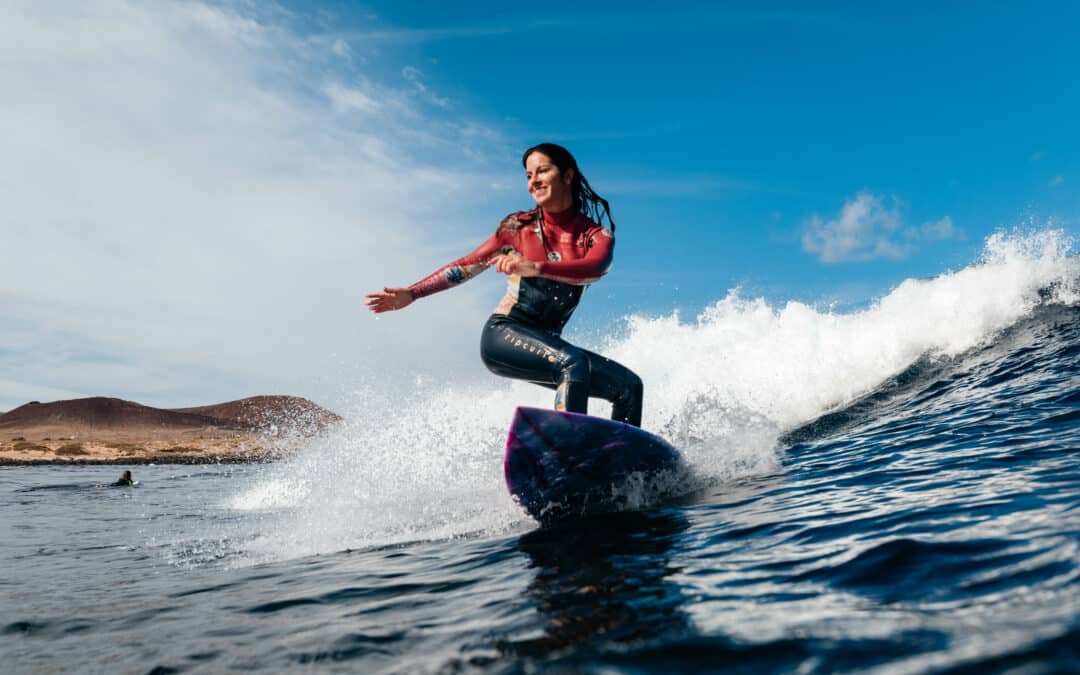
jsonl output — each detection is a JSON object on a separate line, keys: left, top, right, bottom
{"left": 504, "top": 407, "right": 684, "bottom": 524}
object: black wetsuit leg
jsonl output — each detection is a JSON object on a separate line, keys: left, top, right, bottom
{"left": 480, "top": 315, "right": 644, "bottom": 426}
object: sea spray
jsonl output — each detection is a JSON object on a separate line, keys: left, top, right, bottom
{"left": 228, "top": 230, "right": 1077, "bottom": 562}
{"left": 228, "top": 378, "right": 553, "bottom": 562}
{"left": 604, "top": 229, "right": 1077, "bottom": 462}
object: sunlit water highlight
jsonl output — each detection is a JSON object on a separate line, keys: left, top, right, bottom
{"left": 3, "top": 231, "right": 1078, "bottom": 673}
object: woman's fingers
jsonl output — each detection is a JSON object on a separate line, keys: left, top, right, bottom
{"left": 489, "top": 255, "right": 517, "bottom": 275}
{"left": 489, "top": 255, "right": 544, "bottom": 276}
{"left": 365, "top": 287, "right": 413, "bottom": 313}
{"left": 364, "top": 290, "right": 396, "bottom": 312}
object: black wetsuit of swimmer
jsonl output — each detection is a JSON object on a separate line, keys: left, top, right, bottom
{"left": 408, "top": 207, "right": 643, "bottom": 426}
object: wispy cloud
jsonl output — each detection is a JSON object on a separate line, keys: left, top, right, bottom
{"left": 1050, "top": 175, "right": 1065, "bottom": 187}
{"left": 323, "top": 6, "right": 838, "bottom": 47}
{"left": 402, "top": 66, "right": 451, "bottom": 108}
{"left": 523, "top": 7, "right": 843, "bottom": 32}
{"left": 916, "top": 216, "right": 961, "bottom": 240}
{"left": 324, "top": 81, "right": 379, "bottom": 112}
{"left": 603, "top": 175, "right": 756, "bottom": 199}
{"left": 801, "top": 193, "right": 961, "bottom": 263}
{"left": 0, "top": 1, "right": 512, "bottom": 410}
{"left": 337, "top": 25, "right": 513, "bottom": 44}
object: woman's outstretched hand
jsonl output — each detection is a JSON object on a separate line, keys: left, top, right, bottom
{"left": 488, "top": 254, "right": 541, "bottom": 277}
{"left": 365, "top": 287, "right": 414, "bottom": 313}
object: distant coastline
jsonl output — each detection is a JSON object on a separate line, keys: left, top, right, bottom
{"left": 0, "top": 396, "right": 340, "bottom": 465}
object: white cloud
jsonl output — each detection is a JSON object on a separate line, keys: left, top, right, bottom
{"left": 323, "top": 81, "right": 379, "bottom": 112}
{"left": 801, "top": 193, "right": 960, "bottom": 263}
{"left": 0, "top": 1, "right": 517, "bottom": 411}
{"left": 801, "top": 193, "right": 906, "bottom": 263}
{"left": 1050, "top": 175, "right": 1065, "bottom": 187}
{"left": 914, "top": 215, "right": 963, "bottom": 241}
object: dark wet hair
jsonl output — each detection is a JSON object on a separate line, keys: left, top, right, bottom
{"left": 522, "top": 143, "right": 616, "bottom": 232}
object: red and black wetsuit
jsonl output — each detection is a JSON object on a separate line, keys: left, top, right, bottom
{"left": 408, "top": 207, "right": 643, "bottom": 426}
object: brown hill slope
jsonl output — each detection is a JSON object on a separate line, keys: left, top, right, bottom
{"left": 0, "top": 395, "right": 341, "bottom": 436}
{"left": 0, "top": 397, "right": 230, "bottom": 431}
{"left": 0, "top": 396, "right": 341, "bottom": 465}
{"left": 172, "top": 395, "right": 342, "bottom": 434}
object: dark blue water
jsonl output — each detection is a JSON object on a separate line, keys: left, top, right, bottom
{"left": 3, "top": 304, "right": 1079, "bottom": 674}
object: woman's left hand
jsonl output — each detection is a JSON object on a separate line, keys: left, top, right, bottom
{"left": 488, "top": 254, "right": 541, "bottom": 277}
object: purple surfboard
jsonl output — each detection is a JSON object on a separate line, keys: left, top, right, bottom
{"left": 504, "top": 407, "right": 684, "bottom": 523}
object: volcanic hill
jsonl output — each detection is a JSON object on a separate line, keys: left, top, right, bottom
{"left": 0, "top": 396, "right": 340, "bottom": 436}
{"left": 0, "top": 396, "right": 342, "bottom": 464}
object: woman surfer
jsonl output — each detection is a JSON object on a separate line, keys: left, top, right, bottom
{"left": 365, "top": 143, "right": 643, "bottom": 426}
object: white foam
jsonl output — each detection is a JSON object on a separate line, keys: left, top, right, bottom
{"left": 227, "top": 230, "right": 1076, "bottom": 561}
{"left": 227, "top": 381, "right": 545, "bottom": 562}
{"left": 606, "top": 229, "right": 1076, "bottom": 463}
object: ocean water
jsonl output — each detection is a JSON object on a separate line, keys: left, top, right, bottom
{"left": 2, "top": 231, "right": 1079, "bottom": 674}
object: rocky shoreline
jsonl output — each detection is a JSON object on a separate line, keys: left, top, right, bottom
{"left": 0, "top": 432, "right": 295, "bottom": 465}
{"left": 0, "top": 455, "right": 266, "bottom": 466}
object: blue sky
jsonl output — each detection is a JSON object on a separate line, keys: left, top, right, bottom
{"left": 308, "top": 0, "right": 1079, "bottom": 314}
{"left": 1, "top": 1, "right": 1076, "bottom": 410}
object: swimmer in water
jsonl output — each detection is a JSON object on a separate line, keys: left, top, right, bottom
{"left": 113, "top": 470, "right": 134, "bottom": 487}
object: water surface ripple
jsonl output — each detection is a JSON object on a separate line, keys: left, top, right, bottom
{"left": 3, "top": 306, "right": 1079, "bottom": 673}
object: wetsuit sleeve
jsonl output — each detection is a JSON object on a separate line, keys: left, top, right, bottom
{"left": 537, "top": 227, "right": 614, "bottom": 285}
{"left": 407, "top": 232, "right": 505, "bottom": 300}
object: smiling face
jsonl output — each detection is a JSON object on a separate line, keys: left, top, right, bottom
{"left": 525, "top": 151, "right": 575, "bottom": 212}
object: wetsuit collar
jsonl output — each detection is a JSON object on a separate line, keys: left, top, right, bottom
{"left": 542, "top": 206, "right": 581, "bottom": 231}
